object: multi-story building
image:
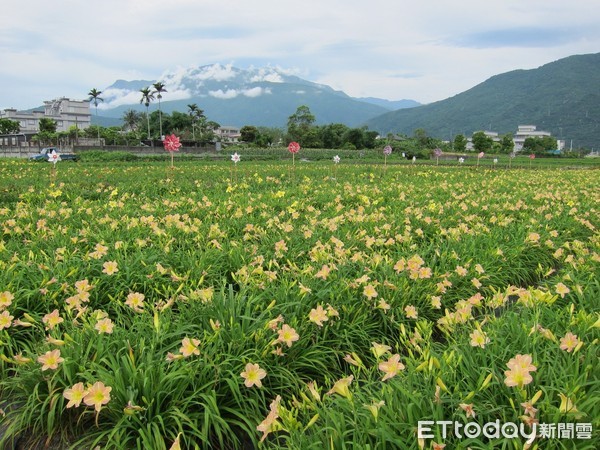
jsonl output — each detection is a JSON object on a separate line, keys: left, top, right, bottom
{"left": 464, "top": 126, "right": 565, "bottom": 153}
{"left": 1, "top": 97, "right": 91, "bottom": 135}
{"left": 216, "top": 126, "right": 241, "bottom": 143}
{"left": 513, "top": 125, "right": 564, "bottom": 152}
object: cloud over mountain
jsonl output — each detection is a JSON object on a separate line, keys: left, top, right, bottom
{"left": 97, "top": 63, "right": 417, "bottom": 128}
{"left": 99, "top": 64, "right": 301, "bottom": 109}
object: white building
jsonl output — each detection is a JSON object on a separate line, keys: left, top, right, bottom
{"left": 513, "top": 125, "right": 564, "bottom": 152}
{"left": 1, "top": 97, "right": 91, "bottom": 134}
{"left": 216, "top": 126, "right": 241, "bottom": 143}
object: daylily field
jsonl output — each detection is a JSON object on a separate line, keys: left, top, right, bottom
{"left": 0, "top": 158, "right": 598, "bottom": 449}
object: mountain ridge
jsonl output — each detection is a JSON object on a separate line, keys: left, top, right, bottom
{"left": 98, "top": 64, "right": 419, "bottom": 127}
{"left": 365, "top": 53, "right": 600, "bottom": 149}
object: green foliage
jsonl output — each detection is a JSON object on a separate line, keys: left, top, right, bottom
{"left": 523, "top": 136, "right": 559, "bottom": 154}
{"left": 0, "top": 118, "right": 20, "bottom": 134}
{"left": 499, "top": 133, "right": 515, "bottom": 154}
{"left": 240, "top": 125, "right": 260, "bottom": 144}
{"left": 283, "top": 106, "right": 382, "bottom": 150}
{"left": 38, "top": 117, "right": 57, "bottom": 134}
{"left": 78, "top": 150, "right": 139, "bottom": 162}
{"left": 319, "top": 123, "right": 347, "bottom": 149}
{"left": 286, "top": 105, "right": 316, "bottom": 145}
{"left": 240, "top": 125, "right": 281, "bottom": 147}
{"left": 472, "top": 131, "right": 493, "bottom": 153}
{"left": 453, "top": 134, "right": 467, "bottom": 152}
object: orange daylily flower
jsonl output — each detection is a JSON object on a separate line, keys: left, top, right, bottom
{"left": 326, "top": 375, "right": 353, "bottom": 398}
{"left": 0, "top": 291, "right": 14, "bottom": 310}
{"left": 559, "top": 332, "right": 580, "bottom": 352}
{"left": 308, "top": 305, "right": 329, "bottom": 327}
{"left": 125, "top": 292, "right": 145, "bottom": 312}
{"left": 277, "top": 324, "right": 299, "bottom": 347}
{"left": 95, "top": 318, "right": 114, "bottom": 334}
{"left": 37, "top": 349, "right": 64, "bottom": 371}
{"left": 83, "top": 381, "right": 112, "bottom": 412}
{"left": 363, "top": 284, "right": 378, "bottom": 300}
{"left": 555, "top": 282, "right": 570, "bottom": 298}
{"left": 42, "top": 309, "right": 64, "bottom": 330}
{"left": 0, "top": 310, "right": 13, "bottom": 330}
{"left": 459, "top": 403, "right": 476, "bottom": 418}
{"left": 180, "top": 337, "right": 201, "bottom": 357}
{"left": 506, "top": 354, "right": 537, "bottom": 372}
{"left": 102, "top": 260, "right": 119, "bottom": 275}
{"left": 378, "top": 354, "right": 405, "bottom": 381}
{"left": 241, "top": 363, "right": 267, "bottom": 388}
{"left": 63, "top": 382, "right": 88, "bottom": 408}
{"left": 469, "top": 329, "right": 490, "bottom": 348}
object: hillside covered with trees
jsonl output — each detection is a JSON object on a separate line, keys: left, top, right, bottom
{"left": 366, "top": 53, "right": 600, "bottom": 150}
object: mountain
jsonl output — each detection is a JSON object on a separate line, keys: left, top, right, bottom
{"left": 99, "top": 64, "right": 418, "bottom": 128}
{"left": 356, "top": 97, "right": 421, "bottom": 110}
{"left": 365, "top": 53, "right": 600, "bottom": 149}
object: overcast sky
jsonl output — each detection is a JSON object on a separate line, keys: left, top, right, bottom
{"left": 1, "top": 0, "right": 599, "bottom": 110}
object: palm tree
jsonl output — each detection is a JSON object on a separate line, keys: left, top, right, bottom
{"left": 139, "top": 87, "right": 155, "bottom": 140}
{"left": 122, "top": 109, "right": 140, "bottom": 132}
{"left": 87, "top": 88, "right": 103, "bottom": 142}
{"left": 152, "top": 82, "right": 167, "bottom": 139}
{"left": 187, "top": 103, "right": 203, "bottom": 141}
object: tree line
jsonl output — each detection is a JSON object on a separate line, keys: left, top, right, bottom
{"left": 2, "top": 88, "right": 566, "bottom": 155}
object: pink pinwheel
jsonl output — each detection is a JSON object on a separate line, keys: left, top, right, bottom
{"left": 163, "top": 134, "right": 181, "bottom": 168}
{"left": 477, "top": 151, "right": 484, "bottom": 168}
{"left": 383, "top": 145, "right": 392, "bottom": 168}
{"left": 163, "top": 134, "right": 181, "bottom": 152}
{"left": 288, "top": 142, "right": 300, "bottom": 154}
{"left": 288, "top": 141, "right": 300, "bottom": 166}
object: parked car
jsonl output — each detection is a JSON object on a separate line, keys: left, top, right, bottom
{"left": 29, "top": 147, "right": 79, "bottom": 162}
